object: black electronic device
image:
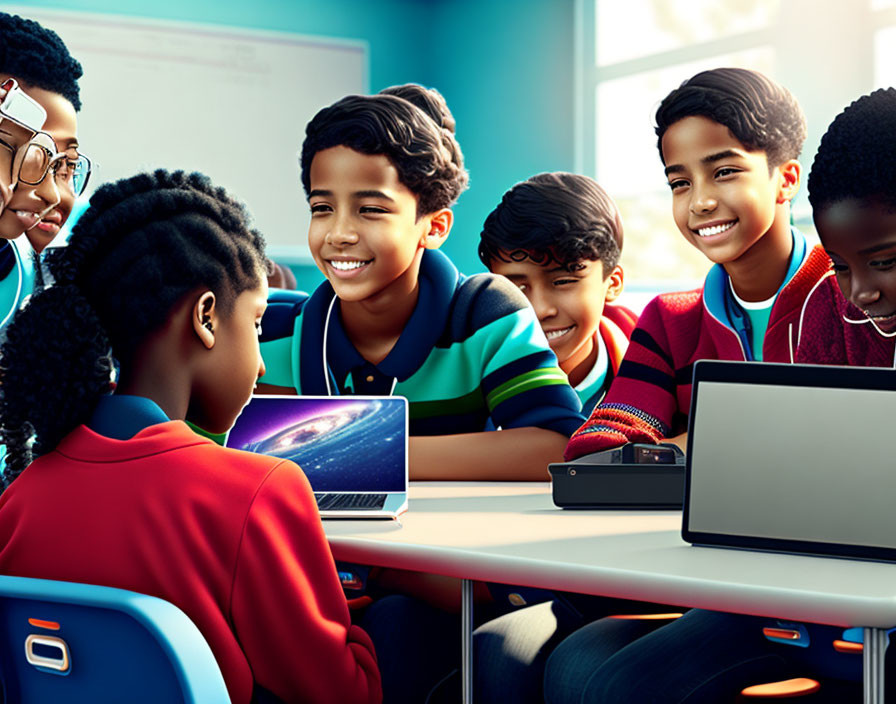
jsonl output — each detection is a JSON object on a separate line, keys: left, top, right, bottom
{"left": 550, "top": 443, "right": 685, "bottom": 509}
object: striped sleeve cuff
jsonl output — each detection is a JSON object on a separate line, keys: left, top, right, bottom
{"left": 564, "top": 403, "right": 668, "bottom": 460}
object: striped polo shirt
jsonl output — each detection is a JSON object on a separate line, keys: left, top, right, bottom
{"left": 260, "top": 249, "right": 584, "bottom": 437}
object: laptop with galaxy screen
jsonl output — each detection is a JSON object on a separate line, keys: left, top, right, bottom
{"left": 682, "top": 360, "right": 896, "bottom": 562}
{"left": 225, "top": 395, "right": 408, "bottom": 518}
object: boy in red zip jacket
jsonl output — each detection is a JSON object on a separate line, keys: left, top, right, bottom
{"left": 566, "top": 67, "right": 830, "bottom": 459}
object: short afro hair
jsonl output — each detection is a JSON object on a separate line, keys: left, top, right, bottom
{"left": 655, "top": 68, "right": 806, "bottom": 168}
{"left": 0, "top": 12, "right": 83, "bottom": 111}
{"left": 300, "top": 94, "right": 468, "bottom": 216}
{"left": 379, "top": 83, "right": 456, "bottom": 135}
{"left": 478, "top": 172, "right": 622, "bottom": 276}
{"left": 808, "top": 88, "right": 896, "bottom": 213}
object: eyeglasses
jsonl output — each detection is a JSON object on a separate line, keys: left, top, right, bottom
{"left": 13, "top": 133, "right": 92, "bottom": 197}
{"left": 50, "top": 149, "right": 92, "bottom": 197}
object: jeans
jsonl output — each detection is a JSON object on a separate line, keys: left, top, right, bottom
{"left": 473, "top": 593, "right": 677, "bottom": 703}
{"left": 360, "top": 594, "right": 461, "bottom": 704}
{"left": 544, "top": 609, "right": 868, "bottom": 704}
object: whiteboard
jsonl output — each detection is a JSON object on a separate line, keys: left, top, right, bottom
{"left": 7, "top": 8, "right": 368, "bottom": 260}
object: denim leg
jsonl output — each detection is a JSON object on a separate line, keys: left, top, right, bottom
{"left": 544, "top": 614, "right": 666, "bottom": 704}
{"left": 360, "top": 594, "right": 460, "bottom": 704}
{"left": 474, "top": 600, "right": 584, "bottom": 704}
{"left": 578, "top": 610, "right": 794, "bottom": 704}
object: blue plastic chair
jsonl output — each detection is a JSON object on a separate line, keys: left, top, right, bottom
{"left": 0, "top": 575, "right": 230, "bottom": 703}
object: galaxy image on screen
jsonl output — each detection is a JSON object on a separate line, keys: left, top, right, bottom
{"left": 226, "top": 397, "right": 406, "bottom": 492}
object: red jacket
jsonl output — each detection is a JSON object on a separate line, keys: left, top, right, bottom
{"left": 601, "top": 303, "right": 638, "bottom": 373}
{"left": 796, "top": 273, "right": 896, "bottom": 367}
{"left": 573, "top": 304, "right": 638, "bottom": 415}
{"left": 566, "top": 244, "right": 831, "bottom": 459}
{"left": 0, "top": 421, "right": 382, "bottom": 704}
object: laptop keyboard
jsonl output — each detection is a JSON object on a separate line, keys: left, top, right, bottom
{"left": 314, "top": 493, "right": 387, "bottom": 511}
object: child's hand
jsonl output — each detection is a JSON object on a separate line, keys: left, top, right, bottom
{"left": 663, "top": 433, "right": 688, "bottom": 453}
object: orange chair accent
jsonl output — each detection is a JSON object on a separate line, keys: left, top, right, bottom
{"left": 737, "top": 677, "right": 821, "bottom": 699}
{"left": 607, "top": 612, "right": 684, "bottom": 620}
{"left": 833, "top": 639, "right": 863, "bottom": 654}
{"left": 762, "top": 627, "right": 802, "bottom": 641}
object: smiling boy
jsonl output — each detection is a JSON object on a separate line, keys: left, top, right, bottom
{"left": 566, "top": 68, "right": 831, "bottom": 459}
{"left": 535, "top": 86, "right": 896, "bottom": 704}
{"left": 259, "top": 94, "right": 583, "bottom": 480}
{"left": 478, "top": 172, "right": 636, "bottom": 416}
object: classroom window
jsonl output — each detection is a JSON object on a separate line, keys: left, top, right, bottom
{"left": 595, "top": 48, "right": 773, "bottom": 285}
{"left": 596, "top": 0, "right": 779, "bottom": 67}
{"left": 582, "top": 0, "right": 893, "bottom": 304}
{"left": 874, "top": 25, "right": 896, "bottom": 87}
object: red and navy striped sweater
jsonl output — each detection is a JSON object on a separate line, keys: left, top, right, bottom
{"left": 565, "top": 243, "right": 831, "bottom": 459}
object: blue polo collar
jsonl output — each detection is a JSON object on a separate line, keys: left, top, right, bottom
{"left": 88, "top": 394, "right": 170, "bottom": 440}
{"left": 299, "top": 249, "right": 459, "bottom": 395}
{"left": 704, "top": 226, "right": 807, "bottom": 332}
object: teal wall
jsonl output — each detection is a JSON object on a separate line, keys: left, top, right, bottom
{"left": 428, "top": 0, "right": 577, "bottom": 273}
{"left": 11, "top": 0, "right": 576, "bottom": 287}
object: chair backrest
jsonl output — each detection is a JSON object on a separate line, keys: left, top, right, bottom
{"left": 0, "top": 575, "right": 230, "bottom": 704}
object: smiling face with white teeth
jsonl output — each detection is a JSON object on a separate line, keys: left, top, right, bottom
{"left": 307, "top": 145, "right": 449, "bottom": 308}
{"left": 489, "top": 255, "right": 623, "bottom": 386}
{"left": 661, "top": 116, "right": 799, "bottom": 289}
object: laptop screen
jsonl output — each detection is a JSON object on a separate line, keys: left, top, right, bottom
{"left": 683, "top": 361, "right": 896, "bottom": 561}
{"left": 225, "top": 396, "right": 407, "bottom": 493}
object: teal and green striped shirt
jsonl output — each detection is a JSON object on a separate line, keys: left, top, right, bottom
{"left": 260, "top": 250, "right": 584, "bottom": 437}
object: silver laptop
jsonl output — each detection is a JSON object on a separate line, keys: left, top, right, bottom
{"left": 226, "top": 395, "right": 408, "bottom": 518}
{"left": 682, "top": 360, "right": 896, "bottom": 562}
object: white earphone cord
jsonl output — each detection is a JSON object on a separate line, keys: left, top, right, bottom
{"left": 322, "top": 295, "right": 398, "bottom": 396}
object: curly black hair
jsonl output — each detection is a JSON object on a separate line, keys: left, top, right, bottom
{"left": 379, "top": 83, "right": 457, "bottom": 135}
{"left": 478, "top": 172, "right": 622, "bottom": 275}
{"left": 300, "top": 94, "right": 468, "bottom": 216}
{"left": 808, "top": 88, "right": 896, "bottom": 213}
{"left": 0, "top": 12, "right": 83, "bottom": 111}
{"left": 0, "top": 170, "right": 266, "bottom": 486}
{"left": 655, "top": 68, "right": 806, "bottom": 168}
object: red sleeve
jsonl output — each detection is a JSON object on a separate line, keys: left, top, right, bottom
{"left": 602, "top": 303, "right": 639, "bottom": 337}
{"left": 230, "top": 460, "right": 382, "bottom": 704}
{"left": 565, "top": 296, "right": 684, "bottom": 459}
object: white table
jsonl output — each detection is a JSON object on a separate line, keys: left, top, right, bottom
{"left": 325, "top": 482, "right": 896, "bottom": 703}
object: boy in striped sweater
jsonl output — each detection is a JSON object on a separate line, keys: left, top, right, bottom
{"left": 566, "top": 68, "right": 831, "bottom": 459}
{"left": 258, "top": 93, "right": 583, "bottom": 480}
{"left": 540, "top": 86, "right": 896, "bottom": 704}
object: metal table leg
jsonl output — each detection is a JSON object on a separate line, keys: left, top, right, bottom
{"left": 864, "top": 627, "right": 888, "bottom": 704}
{"left": 462, "top": 578, "right": 473, "bottom": 704}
